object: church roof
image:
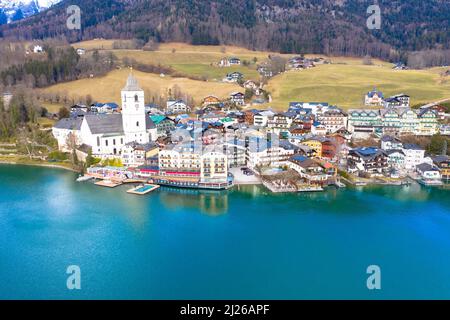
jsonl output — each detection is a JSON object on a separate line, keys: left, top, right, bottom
{"left": 54, "top": 117, "right": 83, "bottom": 130}
{"left": 84, "top": 114, "right": 124, "bottom": 135}
{"left": 122, "top": 73, "right": 142, "bottom": 91}
{"left": 146, "top": 116, "right": 156, "bottom": 129}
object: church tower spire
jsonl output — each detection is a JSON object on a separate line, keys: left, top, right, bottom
{"left": 121, "top": 73, "right": 149, "bottom": 144}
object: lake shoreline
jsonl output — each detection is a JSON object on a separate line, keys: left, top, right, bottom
{"left": 0, "top": 160, "right": 79, "bottom": 173}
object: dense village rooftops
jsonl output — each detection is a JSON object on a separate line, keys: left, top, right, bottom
{"left": 417, "top": 107, "right": 437, "bottom": 117}
{"left": 84, "top": 114, "right": 124, "bottom": 134}
{"left": 350, "top": 147, "right": 386, "bottom": 160}
{"left": 403, "top": 143, "right": 424, "bottom": 150}
{"left": 289, "top": 102, "right": 329, "bottom": 107}
{"left": 431, "top": 155, "right": 450, "bottom": 167}
{"left": 416, "top": 163, "right": 440, "bottom": 172}
{"left": 348, "top": 109, "right": 380, "bottom": 116}
{"left": 150, "top": 115, "right": 168, "bottom": 124}
{"left": 385, "top": 149, "right": 406, "bottom": 156}
{"left": 54, "top": 117, "right": 83, "bottom": 130}
{"left": 381, "top": 135, "right": 402, "bottom": 142}
{"left": 124, "top": 141, "right": 158, "bottom": 151}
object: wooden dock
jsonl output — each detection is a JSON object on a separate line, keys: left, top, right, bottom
{"left": 94, "top": 180, "right": 123, "bottom": 188}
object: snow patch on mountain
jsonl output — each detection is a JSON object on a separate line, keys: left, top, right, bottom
{"left": 0, "top": 0, "right": 61, "bottom": 23}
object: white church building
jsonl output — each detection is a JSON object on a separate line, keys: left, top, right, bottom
{"left": 53, "top": 74, "right": 157, "bottom": 158}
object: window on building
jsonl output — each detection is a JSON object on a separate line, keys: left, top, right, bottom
{"left": 113, "top": 139, "right": 116, "bottom": 145}
{"left": 136, "top": 121, "right": 139, "bottom": 127}
{"left": 105, "top": 140, "right": 108, "bottom": 147}
{"left": 135, "top": 95, "right": 138, "bottom": 102}
{"left": 97, "top": 137, "right": 100, "bottom": 146}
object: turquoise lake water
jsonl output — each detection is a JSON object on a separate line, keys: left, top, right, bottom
{"left": 1, "top": 164, "right": 450, "bottom": 299}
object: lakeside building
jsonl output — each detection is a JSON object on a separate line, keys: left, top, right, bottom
{"left": 348, "top": 108, "right": 439, "bottom": 137}
{"left": 288, "top": 155, "right": 337, "bottom": 186}
{"left": 53, "top": 74, "right": 157, "bottom": 157}
{"left": 416, "top": 163, "right": 442, "bottom": 182}
{"left": 385, "top": 149, "right": 406, "bottom": 170}
{"left": 156, "top": 142, "right": 229, "bottom": 186}
{"left": 347, "top": 147, "right": 389, "bottom": 176}
{"left": 246, "top": 138, "right": 298, "bottom": 169}
{"left": 121, "top": 142, "right": 159, "bottom": 168}
{"left": 432, "top": 156, "right": 450, "bottom": 181}
{"left": 402, "top": 143, "right": 427, "bottom": 170}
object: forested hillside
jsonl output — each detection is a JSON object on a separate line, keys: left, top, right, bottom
{"left": 1, "top": 0, "right": 450, "bottom": 64}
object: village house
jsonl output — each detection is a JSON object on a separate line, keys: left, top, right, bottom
{"left": 76, "top": 48, "right": 86, "bottom": 55}
{"left": 257, "top": 66, "right": 273, "bottom": 78}
{"left": 33, "top": 45, "right": 44, "bottom": 53}
{"left": 253, "top": 110, "right": 276, "bottom": 127}
{"left": 440, "top": 125, "right": 450, "bottom": 136}
{"left": 385, "top": 149, "right": 406, "bottom": 170}
{"left": 416, "top": 163, "right": 441, "bottom": 182}
{"left": 432, "top": 155, "right": 450, "bottom": 181}
{"left": 416, "top": 108, "right": 439, "bottom": 136}
{"left": 347, "top": 147, "right": 389, "bottom": 176}
{"left": 246, "top": 138, "right": 298, "bottom": 169}
{"left": 166, "top": 99, "right": 190, "bottom": 114}
{"left": 150, "top": 115, "right": 176, "bottom": 137}
{"left": 219, "top": 57, "right": 241, "bottom": 67}
{"left": 267, "top": 112, "right": 294, "bottom": 135}
{"left": 383, "top": 94, "right": 410, "bottom": 109}
{"left": 315, "top": 108, "right": 348, "bottom": 134}
{"left": 311, "top": 122, "right": 327, "bottom": 136}
{"left": 301, "top": 138, "right": 323, "bottom": 158}
{"left": 224, "top": 72, "right": 244, "bottom": 83}
{"left": 70, "top": 104, "right": 89, "bottom": 114}
{"left": 121, "top": 142, "right": 159, "bottom": 167}
{"left": 202, "top": 95, "right": 222, "bottom": 108}
{"left": 230, "top": 92, "right": 245, "bottom": 106}
{"left": 347, "top": 109, "right": 382, "bottom": 137}
{"left": 90, "top": 102, "right": 119, "bottom": 114}
{"left": 365, "top": 88, "right": 384, "bottom": 106}
{"left": 402, "top": 143, "right": 427, "bottom": 170}
{"left": 243, "top": 80, "right": 259, "bottom": 91}
{"left": 223, "top": 138, "right": 247, "bottom": 168}
{"left": 289, "top": 102, "right": 330, "bottom": 115}
{"left": 288, "top": 156, "right": 337, "bottom": 186}
{"left": 380, "top": 135, "right": 403, "bottom": 151}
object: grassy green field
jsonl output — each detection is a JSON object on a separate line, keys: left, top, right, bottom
{"left": 57, "top": 40, "right": 450, "bottom": 110}
{"left": 267, "top": 64, "right": 450, "bottom": 109}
